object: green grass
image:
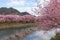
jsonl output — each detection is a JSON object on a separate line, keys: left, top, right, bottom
{"left": 0, "top": 22, "right": 36, "bottom": 26}
{"left": 51, "top": 33, "right": 60, "bottom": 40}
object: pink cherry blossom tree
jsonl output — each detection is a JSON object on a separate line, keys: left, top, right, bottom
{"left": 23, "top": 15, "right": 35, "bottom": 23}
{"left": 34, "top": 0, "right": 60, "bottom": 30}
{"left": 0, "top": 15, "right": 36, "bottom": 23}
{"left": 0, "top": 15, "right": 5, "bottom": 22}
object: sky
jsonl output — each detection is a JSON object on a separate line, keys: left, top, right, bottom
{"left": 0, "top": 0, "right": 36, "bottom": 11}
{"left": 0, "top": 0, "right": 50, "bottom": 16}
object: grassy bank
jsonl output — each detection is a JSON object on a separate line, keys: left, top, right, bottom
{"left": 0, "top": 22, "right": 38, "bottom": 29}
{"left": 51, "top": 33, "right": 60, "bottom": 40}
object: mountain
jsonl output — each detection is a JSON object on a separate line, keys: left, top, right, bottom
{"left": 20, "top": 12, "right": 30, "bottom": 15}
{"left": 0, "top": 7, "right": 30, "bottom": 15}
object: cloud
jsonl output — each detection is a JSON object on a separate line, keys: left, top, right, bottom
{"left": 33, "top": 3, "right": 37, "bottom": 7}
{"left": 15, "top": 7, "right": 32, "bottom": 12}
{"left": 15, "top": 7, "right": 39, "bottom": 16}
{"left": 7, "top": 0, "right": 38, "bottom": 16}
{"left": 7, "top": 0, "right": 25, "bottom": 6}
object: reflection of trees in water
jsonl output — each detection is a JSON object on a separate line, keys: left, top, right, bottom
{"left": 23, "top": 28, "right": 60, "bottom": 40}
{"left": 0, "top": 24, "right": 37, "bottom": 40}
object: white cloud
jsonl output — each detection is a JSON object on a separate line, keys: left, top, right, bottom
{"left": 33, "top": 3, "right": 37, "bottom": 7}
{"left": 7, "top": 0, "right": 39, "bottom": 16}
{"left": 15, "top": 7, "right": 31, "bottom": 12}
{"left": 7, "top": 0, "right": 25, "bottom": 6}
{"left": 15, "top": 7, "right": 39, "bottom": 16}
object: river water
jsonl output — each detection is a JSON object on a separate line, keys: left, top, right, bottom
{"left": 0, "top": 24, "right": 37, "bottom": 40}
{"left": 23, "top": 28, "right": 60, "bottom": 40}
{"left": 0, "top": 27, "right": 23, "bottom": 40}
{"left": 23, "top": 30, "right": 56, "bottom": 40}
{"left": 0, "top": 25, "right": 60, "bottom": 40}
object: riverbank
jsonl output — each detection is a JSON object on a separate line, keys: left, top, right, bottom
{"left": 0, "top": 22, "right": 38, "bottom": 29}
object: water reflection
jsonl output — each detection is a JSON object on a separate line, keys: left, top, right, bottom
{"left": 0, "top": 24, "right": 37, "bottom": 40}
{"left": 23, "top": 29, "right": 58, "bottom": 40}
{"left": 0, "top": 24, "right": 60, "bottom": 40}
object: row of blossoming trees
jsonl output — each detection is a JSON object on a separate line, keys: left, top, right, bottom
{"left": 0, "top": 15, "right": 33, "bottom": 23}
{"left": 0, "top": 15, "right": 42, "bottom": 23}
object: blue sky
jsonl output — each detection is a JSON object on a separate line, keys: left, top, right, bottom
{"left": 0, "top": 0, "right": 50, "bottom": 16}
{"left": 0, "top": 0, "right": 36, "bottom": 12}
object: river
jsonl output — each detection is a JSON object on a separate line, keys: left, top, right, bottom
{"left": 0, "top": 25, "right": 60, "bottom": 40}
{"left": 0, "top": 24, "right": 37, "bottom": 40}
